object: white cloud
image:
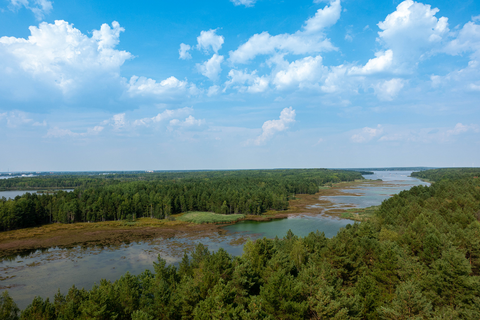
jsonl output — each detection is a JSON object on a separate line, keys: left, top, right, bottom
{"left": 0, "top": 20, "right": 132, "bottom": 100}
{"left": 207, "top": 85, "right": 220, "bottom": 96}
{"left": 196, "top": 29, "right": 224, "bottom": 54}
{"left": 169, "top": 115, "right": 205, "bottom": 127}
{"left": 320, "top": 65, "right": 348, "bottom": 93}
{"left": 373, "top": 78, "right": 405, "bottom": 101}
{"left": 46, "top": 125, "right": 104, "bottom": 138}
{"left": 229, "top": 0, "right": 340, "bottom": 64}
{"left": 377, "top": 0, "right": 449, "bottom": 68}
{"left": 32, "top": 120, "right": 47, "bottom": 126}
{"left": 351, "top": 125, "right": 383, "bottom": 143}
{"left": 446, "top": 123, "right": 479, "bottom": 136}
{"left": 101, "top": 113, "right": 126, "bottom": 130}
{"left": 196, "top": 54, "right": 224, "bottom": 81}
{"left": 179, "top": 43, "right": 192, "bottom": 60}
{"left": 133, "top": 107, "right": 193, "bottom": 127}
{"left": 230, "top": 0, "right": 256, "bottom": 7}
{"left": 225, "top": 69, "right": 269, "bottom": 93}
{"left": 273, "top": 55, "right": 325, "bottom": 89}
{"left": 127, "top": 75, "right": 189, "bottom": 98}
{"left": 349, "top": 50, "right": 393, "bottom": 75}
{"left": 254, "top": 107, "right": 296, "bottom": 145}
{"left": 9, "top": 0, "right": 53, "bottom": 20}
{"left": 302, "top": 0, "right": 341, "bottom": 34}
{"left": 0, "top": 110, "right": 33, "bottom": 127}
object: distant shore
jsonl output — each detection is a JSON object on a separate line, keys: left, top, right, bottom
{"left": 0, "top": 180, "right": 367, "bottom": 259}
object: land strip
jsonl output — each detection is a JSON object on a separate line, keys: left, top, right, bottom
{"left": 0, "top": 179, "right": 374, "bottom": 258}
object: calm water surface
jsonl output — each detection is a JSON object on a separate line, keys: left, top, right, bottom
{"left": 0, "top": 190, "right": 74, "bottom": 200}
{"left": 1, "top": 171, "right": 427, "bottom": 309}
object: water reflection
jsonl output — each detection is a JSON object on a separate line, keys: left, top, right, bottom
{"left": 0, "top": 171, "right": 426, "bottom": 309}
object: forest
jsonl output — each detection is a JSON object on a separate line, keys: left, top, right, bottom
{"left": 1, "top": 168, "right": 479, "bottom": 319}
{"left": 411, "top": 167, "right": 480, "bottom": 182}
{"left": 0, "top": 169, "right": 363, "bottom": 231}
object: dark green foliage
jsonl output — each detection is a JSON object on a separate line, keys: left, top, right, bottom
{"left": 0, "top": 291, "right": 19, "bottom": 320}
{"left": 0, "top": 169, "right": 362, "bottom": 231}
{"left": 411, "top": 167, "right": 480, "bottom": 182}
{"left": 15, "top": 173, "right": 480, "bottom": 319}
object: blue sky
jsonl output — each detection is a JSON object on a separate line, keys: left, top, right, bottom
{"left": 1, "top": 0, "right": 479, "bottom": 171}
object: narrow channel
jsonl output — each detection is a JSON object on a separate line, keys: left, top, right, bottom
{"left": 0, "top": 171, "right": 428, "bottom": 309}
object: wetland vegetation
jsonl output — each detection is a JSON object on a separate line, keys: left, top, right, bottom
{"left": 176, "top": 212, "right": 246, "bottom": 224}
{"left": 0, "top": 169, "right": 363, "bottom": 232}
{"left": 1, "top": 168, "right": 479, "bottom": 319}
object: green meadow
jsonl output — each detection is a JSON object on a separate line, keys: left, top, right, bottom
{"left": 177, "top": 211, "right": 245, "bottom": 224}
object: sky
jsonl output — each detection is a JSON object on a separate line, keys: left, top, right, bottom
{"left": 0, "top": 0, "right": 479, "bottom": 171}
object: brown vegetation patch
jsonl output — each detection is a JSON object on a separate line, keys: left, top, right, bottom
{"left": 0, "top": 180, "right": 386, "bottom": 258}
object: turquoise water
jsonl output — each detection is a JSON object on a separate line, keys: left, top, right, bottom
{"left": 0, "top": 171, "right": 426, "bottom": 309}
{"left": 223, "top": 215, "right": 351, "bottom": 239}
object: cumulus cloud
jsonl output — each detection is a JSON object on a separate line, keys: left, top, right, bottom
{"left": 9, "top": 0, "right": 53, "bottom": 20}
{"left": 169, "top": 115, "right": 205, "bottom": 127}
{"left": 431, "top": 19, "right": 480, "bottom": 91}
{"left": 229, "top": 0, "right": 340, "bottom": 64}
{"left": 0, "top": 20, "right": 132, "bottom": 102}
{"left": 133, "top": 107, "right": 193, "bottom": 127}
{"left": 373, "top": 78, "right": 405, "bottom": 101}
{"left": 127, "top": 76, "right": 189, "bottom": 98}
{"left": 196, "top": 54, "right": 224, "bottom": 81}
{"left": 101, "top": 113, "right": 126, "bottom": 130}
{"left": 349, "top": 50, "right": 393, "bottom": 75}
{"left": 253, "top": 107, "right": 296, "bottom": 145}
{"left": 273, "top": 55, "right": 325, "bottom": 89}
{"left": 230, "top": 0, "right": 256, "bottom": 7}
{"left": 377, "top": 0, "right": 449, "bottom": 68}
{"left": 197, "top": 29, "right": 224, "bottom": 54}
{"left": 351, "top": 125, "right": 383, "bottom": 143}
{"left": 179, "top": 43, "right": 192, "bottom": 59}
{"left": 225, "top": 69, "right": 269, "bottom": 93}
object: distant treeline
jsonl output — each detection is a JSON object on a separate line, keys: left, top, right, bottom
{"left": 0, "top": 169, "right": 361, "bottom": 191}
{"left": 3, "top": 171, "right": 480, "bottom": 318}
{"left": 411, "top": 168, "right": 480, "bottom": 182}
{"left": 349, "top": 167, "right": 434, "bottom": 172}
{"left": 0, "top": 169, "right": 363, "bottom": 231}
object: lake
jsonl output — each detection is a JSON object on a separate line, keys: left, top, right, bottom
{"left": 0, "top": 190, "right": 74, "bottom": 200}
{"left": 0, "top": 171, "right": 428, "bottom": 309}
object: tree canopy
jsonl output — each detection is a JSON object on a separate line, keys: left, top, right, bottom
{"left": 2, "top": 168, "right": 480, "bottom": 319}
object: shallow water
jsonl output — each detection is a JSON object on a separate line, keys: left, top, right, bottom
{"left": 0, "top": 189, "right": 74, "bottom": 200}
{"left": 223, "top": 215, "right": 351, "bottom": 238}
{"left": 0, "top": 171, "right": 426, "bottom": 309}
{"left": 324, "top": 171, "right": 429, "bottom": 210}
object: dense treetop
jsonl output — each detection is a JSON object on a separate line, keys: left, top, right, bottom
{"left": 411, "top": 168, "right": 480, "bottom": 182}
{"left": 0, "top": 169, "right": 363, "bottom": 231}
{"left": 2, "top": 172, "right": 479, "bottom": 319}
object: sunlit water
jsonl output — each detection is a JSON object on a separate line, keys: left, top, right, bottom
{"left": 0, "top": 171, "right": 427, "bottom": 309}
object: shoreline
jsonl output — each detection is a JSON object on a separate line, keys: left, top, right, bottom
{"left": 0, "top": 179, "right": 371, "bottom": 259}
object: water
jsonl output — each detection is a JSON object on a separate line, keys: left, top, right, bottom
{"left": 0, "top": 190, "right": 74, "bottom": 200}
{"left": 324, "top": 171, "right": 429, "bottom": 210}
{"left": 1, "top": 171, "right": 426, "bottom": 309}
{"left": 0, "top": 175, "right": 37, "bottom": 180}
{"left": 224, "top": 215, "right": 351, "bottom": 239}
